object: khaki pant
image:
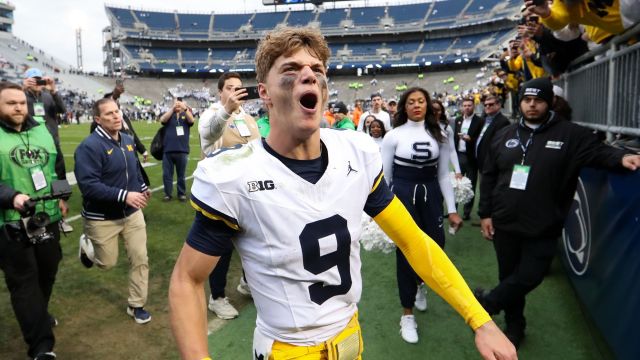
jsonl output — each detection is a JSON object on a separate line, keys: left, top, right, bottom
{"left": 83, "top": 210, "right": 149, "bottom": 307}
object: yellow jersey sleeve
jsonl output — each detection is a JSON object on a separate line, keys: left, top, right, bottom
{"left": 373, "top": 196, "right": 492, "bottom": 330}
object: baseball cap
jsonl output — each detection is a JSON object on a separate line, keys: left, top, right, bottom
{"left": 24, "top": 68, "right": 44, "bottom": 79}
{"left": 332, "top": 101, "right": 348, "bottom": 115}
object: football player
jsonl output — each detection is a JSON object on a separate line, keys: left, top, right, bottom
{"left": 169, "top": 27, "right": 517, "bottom": 360}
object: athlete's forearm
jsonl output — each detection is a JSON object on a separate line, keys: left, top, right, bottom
{"left": 374, "top": 197, "right": 491, "bottom": 329}
{"left": 169, "top": 246, "right": 216, "bottom": 359}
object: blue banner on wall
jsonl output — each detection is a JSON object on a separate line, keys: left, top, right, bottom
{"left": 562, "top": 168, "right": 640, "bottom": 360}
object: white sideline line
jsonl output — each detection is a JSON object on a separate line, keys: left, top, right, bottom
{"left": 65, "top": 175, "right": 194, "bottom": 224}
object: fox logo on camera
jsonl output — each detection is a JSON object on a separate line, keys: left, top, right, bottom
{"left": 10, "top": 145, "right": 50, "bottom": 168}
{"left": 247, "top": 180, "right": 275, "bottom": 192}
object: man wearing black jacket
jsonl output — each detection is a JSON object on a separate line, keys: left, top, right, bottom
{"left": 475, "top": 78, "right": 640, "bottom": 348}
{"left": 475, "top": 95, "right": 510, "bottom": 173}
{"left": 454, "top": 98, "right": 483, "bottom": 220}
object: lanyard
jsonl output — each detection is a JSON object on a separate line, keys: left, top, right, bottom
{"left": 515, "top": 127, "right": 534, "bottom": 165}
{"left": 17, "top": 131, "right": 36, "bottom": 164}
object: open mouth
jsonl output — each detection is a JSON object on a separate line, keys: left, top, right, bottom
{"left": 299, "top": 92, "right": 318, "bottom": 110}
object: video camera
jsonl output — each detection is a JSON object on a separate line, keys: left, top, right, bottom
{"left": 9, "top": 180, "right": 72, "bottom": 245}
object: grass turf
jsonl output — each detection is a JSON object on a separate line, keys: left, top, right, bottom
{"left": 0, "top": 122, "right": 613, "bottom": 359}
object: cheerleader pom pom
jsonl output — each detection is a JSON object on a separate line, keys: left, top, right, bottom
{"left": 450, "top": 173, "right": 475, "bottom": 205}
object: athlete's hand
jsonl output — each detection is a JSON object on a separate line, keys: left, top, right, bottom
{"left": 480, "top": 218, "right": 494, "bottom": 241}
{"left": 223, "top": 87, "right": 247, "bottom": 115}
{"left": 126, "top": 192, "right": 148, "bottom": 209}
{"left": 454, "top": 172, "right": 463, "bottom": 180}
{"left": 621, "top": 154, "right": 640, "bottom": 170}
{"left": 475, "top": 320, "right": 518, "bottom": 360}
{"left": 12, "top": 194, "right": 31, "bottom": 211}
{"left": 448, "top": 213, "right": 463, "bottom": 233}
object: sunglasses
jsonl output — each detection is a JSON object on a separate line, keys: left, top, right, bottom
{"left": 484, "top": 102, "right": 497, "bottom": 107}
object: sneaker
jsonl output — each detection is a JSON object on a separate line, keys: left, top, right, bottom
{"left": 163, "top": 195, "right": 172, "bottom": 202}
{"left": 78, "top": 234, "right": 94, "bottom": 269}
{"left": 33, "top": 352, "right": 56, "bottom": 360}
{"left": 59, "top": 220, "right": 74, "bottom": 233}
{"left": 237, "top": 276, "right": 252, "bottom": 296}
{"left": 414, "top": 284, "right": 427, "bottom": 312}
{"left": 178, "top": 195, "right": 187, "bottom": 202}
{"left": 127, "top": 306, "right": 152, "bottom": 324}
{"left": 399, "top": 315, "right": 419, "bottom": 344}
{"left": 208, "top": 296, "right": 239, "bottom": 319}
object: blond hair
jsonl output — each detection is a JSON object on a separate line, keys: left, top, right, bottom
{"left": 255, "top": 27, "right": 330, "bottom": 83}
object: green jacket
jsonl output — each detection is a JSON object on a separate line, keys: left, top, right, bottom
{"left": 0, "top": 116, "right": 61, "bottom": 226}
{"left": 332, "top": 117, "right": 356, "bottom": 130}
{"left": 256, "top": 115, "right": 270, "bottom": 138}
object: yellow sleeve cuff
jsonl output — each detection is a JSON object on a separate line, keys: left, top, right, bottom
{"left": 373, "top": 196, "right": 492, "bottom": 330}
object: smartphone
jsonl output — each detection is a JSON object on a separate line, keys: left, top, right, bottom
{"left": 531, "top": 0, "right": 546, "bottom": 5}
{"left": 35, "top": 79, "right": 47, "bottom": 86}
{"left": 243, "top": 86, "right": 260, "bottom": 100}
{"left": 176, "top": 97, "right": 183, "bottom": 102}
{"left": 528, "top": 15, "right": 539, "bottom": 23}
{"left": 115, "top": 78, "right": 124, "bottom": 86}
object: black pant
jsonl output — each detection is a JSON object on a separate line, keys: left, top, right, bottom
{"left": 457, "top": 152, "right": 478, "bottom": 218}
{"left": 209, "top": 250, "right": 233, "bottom": 299}
{"left": 392, "top": 177, "right": 445, "bottom": 309}
{"left": 0, "top": 222, "right": 62, "bottom": 358}
{"left": 484, "top": 229, "right": 556, "bottom": 331}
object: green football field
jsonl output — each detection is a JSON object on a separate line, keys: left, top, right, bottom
{"left": 0, "top": 122, "right": 613, "bottom": 359}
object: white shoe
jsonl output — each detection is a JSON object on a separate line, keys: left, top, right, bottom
{"left": 414, "top": 283, "right": 427, "bottom": 312}
{"left": 208, "top": 296, "right": 239, "bottom": 319}
{"left": 78, "top": 234, "right": 95, "bottom": 268}
{"left": 399, "top": 315, "right": 419, "bottom": 344}
{"left": 237, "top": 276, "right": 252, "bottom": 296}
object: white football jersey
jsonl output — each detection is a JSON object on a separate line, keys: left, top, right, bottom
{"left": 191, "top": 129, "right": 382, "bottom": 345}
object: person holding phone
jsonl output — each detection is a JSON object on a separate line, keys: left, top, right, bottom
{"left": 159, "top": 97, "right": 194, "bottom": 202}
{"left": 197, "top": 72, "right": 260, "bottom": 320}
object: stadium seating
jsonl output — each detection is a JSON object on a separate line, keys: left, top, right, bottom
{"left": 388, "top": 3, "right": 429, "bottom": 25}
{"left": 134, "top": 10, "right": 176, "bottom": 30}
{"left": 105, "top": 1, "right": 520, "bottom": 74}
{"left": 178, "top": 14, "right": 211, "bottom": 32}
{"left": 213, "top": 14, "right": 251, "bottom": 32}
{"left": 350, "top": 6, "right": 386, "bottom": 26}
{"left": 251, "top": 12, "right": 286, "bottom": 30}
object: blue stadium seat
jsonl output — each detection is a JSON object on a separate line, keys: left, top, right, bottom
{"left": 108, "top": 7, "right": 136, "bottom": 28}
{"left": 252, "top": 12, "right": 286, "bottom": 30}
{"left": 179, "top": 14, "right": 210, "bottom": 31}
{"left": 450, "top": 33, "right": 488, "bottom": 50}
{"left": 134, "top": 10, "right": 176, "bottom": 30}
{"left": 150, "top": 48, "right": 178, "bottom": 60}
{"left": 182, "top": 48, "right": 209, "bottom": 61}
{"left": 420, "top": 38, "right": 453, "bottom": 53}
{"left": 287, "top": 10, "right": 315, "bottom": 27}
{"left": 465, "top": 0, "right": 501, "bottom": 15}
{"left": 429, "top": 0, "right": 466, "bottom": 20}
{"left": 212, "top": 48, "right": 241, "bottom": 61}
{"left": 388, "top": 3, "right": 429, "bottom": 24}
{"left": 213, "top": 14, "right": 251, "bottom": 32}
{"left": 350, "top": 6, "right": 386, "bottom": 26}
{"left": 318, "top": 8, "right": 346, "bottom": 28}
{"left": 124, "top": 45, "right": 143, "bottom": 59}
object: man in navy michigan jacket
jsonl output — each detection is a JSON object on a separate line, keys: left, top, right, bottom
{"left": 74, "top": 98, "right": 152, "bottom": 324}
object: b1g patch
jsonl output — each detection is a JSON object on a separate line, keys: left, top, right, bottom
{"left": 505, "top": 139, "right": 519, "bottom": 148}
{"left": 10, "top": 145, "right": 50, "bottom": 168}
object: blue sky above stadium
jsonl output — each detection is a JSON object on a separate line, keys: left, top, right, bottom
{"left": 12, "top": 0, "right": 389, "bottom": 73}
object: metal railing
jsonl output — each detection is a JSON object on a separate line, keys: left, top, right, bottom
{"left": 561, "top": 22, "right": 640, "bottom": 137}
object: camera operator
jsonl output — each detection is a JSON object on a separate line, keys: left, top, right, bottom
{"left": 22, "top": 68, "right": 72, "bottom": 234}
{"left": 0, "top": 81, "right": 68, "bottom": 360}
